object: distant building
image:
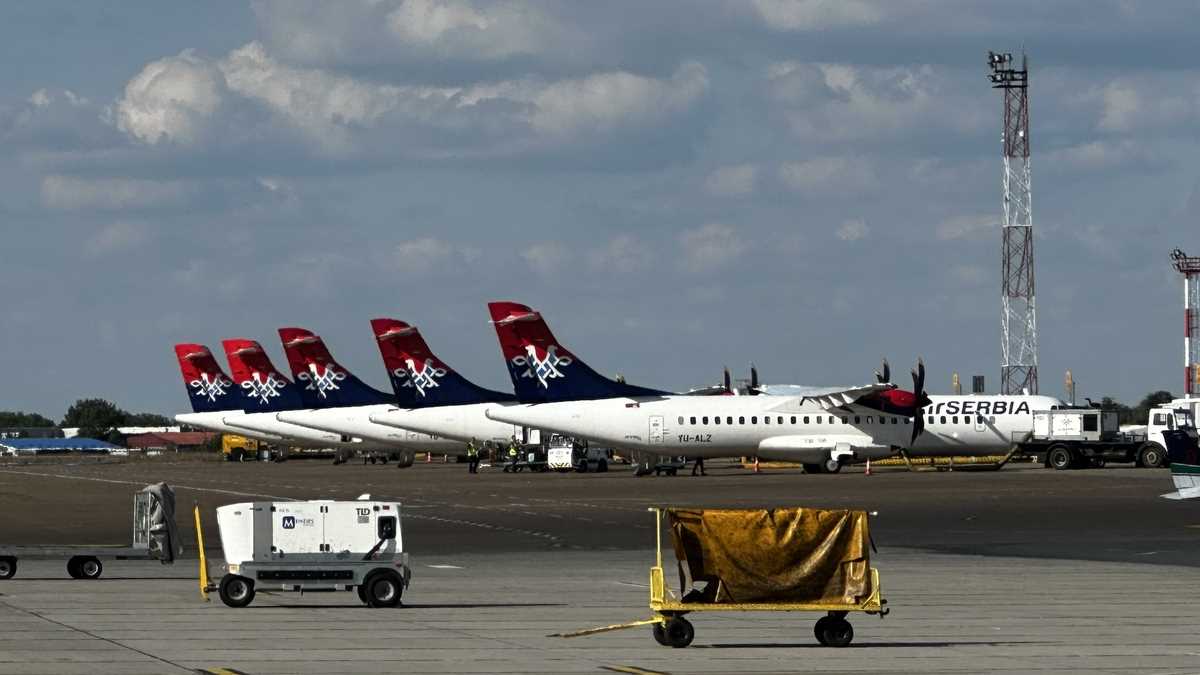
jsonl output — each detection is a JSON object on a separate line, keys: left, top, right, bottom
{"left": 0, "top": 437, "right": 119, "bottom": 455}
{"left": 125, "top": 431, "right": 216, "bottom": 452}
{"left": 61, "top": 426, "right": 180, "bottom": 439}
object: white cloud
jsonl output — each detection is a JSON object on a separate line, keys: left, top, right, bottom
{"left": 521, "top": 241, "right": 569, "bottom": 276}
{"left": 750, "top": 0, "right": 883, "bottom": 30}
{"left": 679, "top": 223, "right": 747, "bottom": 271}
{"left": 1044, "top": 139, "right": 1149, "bottom": 172}
{"left": 84, "top": 222, "right": 149, "bottom": 257}
{"left": 41, "top": 175, "right": 194, "bottom": 210}
{"left": 835, "top": 218, "right": 868, "bottom": 241}
{"left": 392, "top": 237, "right": 457, "bottom": 275}
{"left": 936, "top": 214, "right": 999, "bottom": 241}
{"left": 778, "top": 156, "right": 875, "bottom": 194}
{"left": 950, "top": 264, "right": 987, "bottom": 285}
{"left": 588, "top": 234, "right": 652, "bottom": 274}
{"left": 1098, "top": 81, "right": 1141, "bottom": 132}
{"left": 705, "top": 164, "right": 757, "bottom": 197}
{"left": 115, "top": 50, "right": 225, "bottom": 144}
{"left": 387, "top": 0, "right": 557, "bottom": 59}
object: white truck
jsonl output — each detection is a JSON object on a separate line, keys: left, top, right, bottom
{"left": 205, "top": 498, "right": 411, "bottom": 608}
{"left": 545, "top": 434, "right": 611, "bottom": 473}
{"left": 1025, "top": 405, "right": 1197, "bottom": 470}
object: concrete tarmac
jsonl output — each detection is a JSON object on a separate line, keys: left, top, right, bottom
{"left": 1, "top": 457, "right": 1198, "bottom": 673}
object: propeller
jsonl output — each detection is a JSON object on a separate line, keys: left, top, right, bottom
{"left": 723, "top": 367, "right": 732, "bottom": 395}
{"left": 910, "top": 358, "right": 930, "bottom": 444}
{"left": 875, "top": 358, "right": 891, "bottom": 384}
{"left": 749, "top": 363, "right": 760, "bottom": 395}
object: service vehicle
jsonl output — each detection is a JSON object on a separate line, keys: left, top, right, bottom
{"left": 1021, "top": 405, "right": 1196, "bottom": 470}
{"left": 222, "top": 434, "right": 262, "bottom": 462}
{"left": 546, "top": 434, "right": 611, "bottom": 473}
{"left": 0, "top": 483, "right": 181, "bottom": 580}
{"left": 198, "top": 497, "right": 412, "bottom": 608}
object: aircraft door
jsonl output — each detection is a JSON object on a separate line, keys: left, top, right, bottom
{"left": 648, "top": 415, "right": 664, "bottom": 444}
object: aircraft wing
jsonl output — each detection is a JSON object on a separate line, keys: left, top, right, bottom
{"left": 755, "top": 382, "right": 895, "bottom": 409}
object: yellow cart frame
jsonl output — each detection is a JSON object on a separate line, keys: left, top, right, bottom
{"left": 554, "top": 507, "right": 888, "bottom": 648}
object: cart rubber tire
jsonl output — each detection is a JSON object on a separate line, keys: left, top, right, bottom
{"left": 77, "top": 557, "right": 103, "bottom": 579}
{"left": 823, "top": 458, "right": 842, "bottom": 474}
{"left": 218, "top": 574, "right": 255, "bottom": 608}
{"left": 1138, "top": 443, "right": 1166, "bottom": 469}
{"left": 813, "top": 616, "right": 833, "bottom": 645}
{"left": 819, "top": 617, "right": 853, "bottom": 647}
{"left": 0, "top": 557, "right": 15, "bottom": 580}
{"left": 651, "top": 622, "right": 668, "bottom": 646}
{"left": 363, "top": 571, "right": 403, "bottom": 608}
{"left": 663, "top": 616, "right": 694, "bottom": 648}
{"left": 1047, "top": 445, "right": 1074, "bottom": 471}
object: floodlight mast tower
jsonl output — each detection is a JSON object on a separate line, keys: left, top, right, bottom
{"left": 1170, "top": 248, "right": 1200, "bottom": 397}
{"left": 988, "top": 51, "right": 1038, "bottom": 395}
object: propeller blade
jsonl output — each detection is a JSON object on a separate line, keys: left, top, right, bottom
{"left": 910, "top": 358, "right": 927, "bottom": 444}
{"left": 875, "top": 358, "right": 891, "bottom": 384}
{"left": 723, "top": 366, "right": 731, "bottom": 395}
{"left": 749, "top": 363, "right": 760, "bottom": 395}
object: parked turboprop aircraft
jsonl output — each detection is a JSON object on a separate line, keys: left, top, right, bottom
{"left": 366, "top": 318, "right": 526, "bottom": 446}
{"left": 481, "top": 302, "right": 1058, "bottom": 472}
{"left": 172, "top": 343, "right": 345, "bottom": 447}
{"left": 271, "top": 327, "right": 467, "bottom": 455}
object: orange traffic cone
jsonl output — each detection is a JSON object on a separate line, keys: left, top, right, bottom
{"left": 865, "top": 458, "right": 872, "bottom": 476}
{"left": 754, "top": 456, "right": 760, "bottom": 473}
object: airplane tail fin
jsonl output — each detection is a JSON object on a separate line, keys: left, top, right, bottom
{"left": 487, "top": 301, "right": 667, "bottom": 403}
{"left": 371, "top": 318, "right": 515, "bottom": 408}
{"left": 278, "top": 327, "right": 392, "bottom": 409}
{"left": 221, "top": 338, "right": 307, "bottom": 413}
{"left": 173, "top": 344, "right": 237, "bottom": 413}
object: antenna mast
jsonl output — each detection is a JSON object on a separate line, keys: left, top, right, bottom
{"left": 988, "top": 51, "right": 1038, "bottom": 394}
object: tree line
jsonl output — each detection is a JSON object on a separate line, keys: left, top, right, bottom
{"left": 1, "top": 399, "right": 174, "bottom": 443}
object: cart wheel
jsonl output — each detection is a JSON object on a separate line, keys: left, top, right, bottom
{"left": 363, "top": 571, "right": 403, "bottom": 608}
{"left": 818, "top": 617, "right": 853, "bottom": 647}
{"left": 218, "top": 574, "right": 256, "bottom": 608}
{"left": 0, "top": 556, "right": 15, "bottom": 580}
{"left": 663, "top": 616, "right": 694, "bottom": 648}
{"left": 77, "top": 557, "right": 103, "bottom": 579}
{"left": 651, "top": 622, "right": 668, "bottom": 646}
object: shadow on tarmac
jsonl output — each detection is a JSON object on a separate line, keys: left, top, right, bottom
{"left": 701, "top": 640, "right": 1048, "bottom": 649}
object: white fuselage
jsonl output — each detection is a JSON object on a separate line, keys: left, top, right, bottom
{"left": 369, "top": 403, "right": 527, "bottom": 446}
{"left": 484, "top": 394, "right": 1062, "bottom": 464}
{"left": 176, "top": 411, "right": 350, "bottom": 448}
{"left": 276, "top": 405, "right": 466, "bottom": 453}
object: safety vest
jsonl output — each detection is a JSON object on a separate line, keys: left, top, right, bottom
{"left": 508, "top": 446, "right": 518, "bottom": 457}
{"left": 466, "top": 443, "right": 478, "bottom": 457}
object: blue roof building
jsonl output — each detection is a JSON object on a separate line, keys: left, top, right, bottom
{"left": 0, "top": 437, "right": 119, "bottom": 454}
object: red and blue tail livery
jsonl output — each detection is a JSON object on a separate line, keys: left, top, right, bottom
{"left": 370, "top": 318, "right": 515, "bottom": 408}
{"left": 173, "top": 343, "right": 237, "bottom": 413}
{"left": 221, "top": 338, "right": 307, "bottom": 413}
{"left": 487, "top": 301, "right": 668, "bottom": 403}
{"left": 278, "top": 327, "right": 393, "bottom": 409}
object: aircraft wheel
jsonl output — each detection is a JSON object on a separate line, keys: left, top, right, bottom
{"left": 218, "top": 574, "right": 255, "bottom": 608}
{"left": 597, "top": 459, "right": 608, "bottom": 473}
{"left": 0, "top": 557, "right": 16, "bottom": 580}
{"left": 822, "top": 458, "right": 842, "bottom": 474}
{"left": 77, "top": 557, "right": 103, "bottom": 579}
{"left": 802, "top": 463, "right": 823, "bottom": 474}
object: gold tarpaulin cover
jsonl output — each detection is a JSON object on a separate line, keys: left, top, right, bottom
{"left": 667, "top": 507, "right": 871, "bottom": 605}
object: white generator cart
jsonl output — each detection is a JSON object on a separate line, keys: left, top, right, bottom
{"left": 201, "top": 499, "right": 411, "bottom": 608}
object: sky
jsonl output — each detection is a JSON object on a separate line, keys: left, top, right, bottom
{"left": 2, "top": 0, "right": 1199, "bottom": 419}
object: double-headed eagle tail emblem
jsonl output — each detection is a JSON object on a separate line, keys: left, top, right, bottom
{"left": 511, "top": 344, "right": 572, "bottom": 389}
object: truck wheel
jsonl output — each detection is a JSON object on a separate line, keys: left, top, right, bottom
{"left": 577, "top": 461, "right": 588, "bottom": 473}
{"left": 1047, "top": 445, "right": 1074, "bottom": 470}
{"left": 76, "top": 557, "right": 102, "bottom": 580}
{"left": 363, "top": 571, "right": 403, "bottom": 608}
{"left": 1138, "top": 443, "right": 1166, "bottom": 468}
{"left": 663, "top": 616, "right": 694, "bottom": 648}
{"left": 597, "top": 459, "right": 608, "bottom": 473}
{"left": 395, "top": 451, "right": 415, "bottom": 468}
{"left": 218, "top": 574, "right": 255, "bottom": 608}
{"left": 0, "top": 557, "right": 15, "bottom": 580}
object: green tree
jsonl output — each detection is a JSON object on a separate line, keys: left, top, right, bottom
{"left": 0, "top": 411, "right": 57, "bottom": 427}
{"left": 62, "top": 398, "right": 127, "bottom": 439}
{"left": 124, "top": 412, "right": 173, "bottom": 427}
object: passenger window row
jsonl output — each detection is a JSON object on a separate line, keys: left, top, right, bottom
{"left": 676, "top": 415, "right": 909, "bottom": 426}
{"left": 926, "top": 415, "right": 997, "bottom": 425}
